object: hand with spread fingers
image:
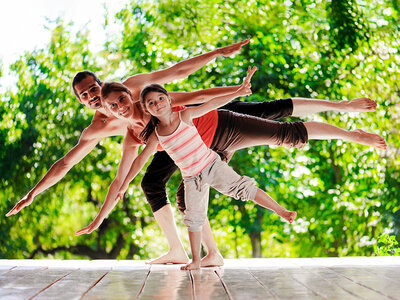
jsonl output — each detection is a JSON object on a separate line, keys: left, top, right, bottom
{"left": 6, "top": 193, "right": 34, "bottom": 217}
{"left": 218, "top": 38, "right": 250, "bottom": 57}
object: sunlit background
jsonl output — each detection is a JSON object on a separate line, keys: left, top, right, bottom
{"left": 0, "top": 0, "right": 129, "bottom": 91}
{"left": 0, "top": 0, "right": 399, "bottom": 260}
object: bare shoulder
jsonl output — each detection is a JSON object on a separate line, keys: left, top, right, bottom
{"left": 180, "top": 108, "right": 195, "bottom": 125}
{"left": 123, "top": 74, "right": 147, "bottom": 90}
{"left": 84, "top": 113, "right": 128, "bottom": 139}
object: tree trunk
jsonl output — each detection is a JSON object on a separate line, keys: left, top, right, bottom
{"left": 249, "top": 231, "right": 262, "bottom": 258}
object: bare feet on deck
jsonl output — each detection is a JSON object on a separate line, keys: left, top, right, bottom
{"left": 201, "top": 251, "right": 224, "bottom": 267}
{"left": 146, "top": 249, "right": 189, "bottom": 265}
{"left": 344, "top": 98, "right": 377, "bottom": 112}
{"left": 181, "top": 260, "right": 200, "bottom": 270}
{"left": 280, "top": 211, "right": 297, "bottom": 224}
{"left": 351, "top": 129, "right": 387, "bottom": 150}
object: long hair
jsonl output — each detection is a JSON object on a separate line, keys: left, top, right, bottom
{"left": 140, "top": 84, "right": 169, "bottom": 142}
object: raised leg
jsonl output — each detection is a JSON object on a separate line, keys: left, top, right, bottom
{"left": 292, "top": 97, "right": 377, "bottom": 117}
{"left": 305, "top": 121, "right": 387, "bottom": 149}
{"left": 253, "top": 188, "right": 297, "bottom": 223}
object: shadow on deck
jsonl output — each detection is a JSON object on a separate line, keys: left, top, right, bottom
{"left": 0, "top": 257, "right": 399, "bottom": 299}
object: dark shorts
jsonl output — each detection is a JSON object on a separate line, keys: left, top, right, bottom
{"left": 141, "top": 98, "right": 308, "bottom": 212}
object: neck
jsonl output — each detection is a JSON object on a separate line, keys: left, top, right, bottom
{"left": 157, "top": 111, "right": 175, "bottom": 126}
{"left": 127, "top": 102, "right": 150, "bottom": 127}
{"left": 97, "top": 107, "right": 110, "bottom": 116}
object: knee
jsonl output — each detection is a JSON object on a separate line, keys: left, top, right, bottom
{"left": 141, "top": 173, "right": 163, "bottom": 194}
{"left": 184, "top": 211, "right": 206, "bottom": 232}
{"left": 235, "top": 177, "right": 257, "bottom": 201}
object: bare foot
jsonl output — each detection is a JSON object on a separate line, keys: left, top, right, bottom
{"left": 351, "top": 129, "right": 387, "bottom": 150}
{"left": 201, "top": 251, "right": 224, "bottom": 267}
{"left": 344, "top": 97, "right": 377, "bottom": 112}
{"left": 181, "top": 260, "right": 200, "bottom": 270}
{"left": 280, "top": 211, "right": 297, "bottom": 223}
{"left": 146, "top": 249, "right": 189, "bottom": 265}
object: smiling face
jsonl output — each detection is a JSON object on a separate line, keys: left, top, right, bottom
{"left": 102, "top": 90, "right": 134, "bottom": 120}
{"left": 74, "top": 75, "right": 102, "bottom": 109}
{"left": 144, "top": 91, "right": 171, "bottom": 117}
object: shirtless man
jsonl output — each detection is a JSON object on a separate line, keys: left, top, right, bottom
{"left": 6, "top": 39, "right": 379, "bottom": 266}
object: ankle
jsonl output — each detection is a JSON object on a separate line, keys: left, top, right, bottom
{"left": 168, "top": 245, "right": 186, "bottom": 253}
{"left": 205, "top": 249, "right": 221, "bottom": 256}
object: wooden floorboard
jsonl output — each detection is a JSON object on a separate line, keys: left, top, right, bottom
{"left": 138, "top": 264, "right": 191, "bottom": 299}
{"left": 0, "top": 257, "right": 399, "bottom": 300}
{"left": 83, "top": 268, "right": 149, "bottom": 300}
{"left": 190, "top": 268, "right": 228, "bottom": 300}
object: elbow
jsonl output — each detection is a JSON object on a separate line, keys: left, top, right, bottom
{"left": 56, "top": 158, "right": 74, "bottom": 173}
{"left": 173, "top": 67, "right": 189, "bottom": 79}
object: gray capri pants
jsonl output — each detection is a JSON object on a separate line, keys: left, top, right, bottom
{"left": 183, "top": 154, "right": 258, "bottom": 232}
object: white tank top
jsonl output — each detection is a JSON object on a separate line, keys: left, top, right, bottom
{"left": 155, "top": 114, "right": 215, "bottom": 178}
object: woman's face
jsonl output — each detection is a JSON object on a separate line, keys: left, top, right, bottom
{"left": 144, "top": 91, "right": 171, "bottom": 117}
{"left": 103, "top": 90, "right": 134, "bottom": 120}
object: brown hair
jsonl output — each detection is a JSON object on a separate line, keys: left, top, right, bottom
{"left": 139, "top": 84, "right": 170, "bottom": 142}
{"left": 72, "top": 71, "right": 102, "bottom": 98}
{"left": 101, "top": 81, "right": 131, "bottom": 100}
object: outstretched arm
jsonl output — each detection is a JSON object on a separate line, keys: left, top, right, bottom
{"left": 6, "top": 126, "right": 104, "bottom": 217}
{"left": 122, "top": 39, "right": 250, "bottom": 89}
{"left": 184, "top": 66, "right": 257, "bottom": 120}
{"left": 75, "top": 134, "right": 158, "bottom": 235}
{"left": 169, "top": 85, "right": 241, "bottom": 106}
{"left": 6, "top": 118, "right": 127, "bottom": 217}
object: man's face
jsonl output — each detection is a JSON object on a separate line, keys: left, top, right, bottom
{"left": 74, "top": 75, "right": 102, "bottom": 109}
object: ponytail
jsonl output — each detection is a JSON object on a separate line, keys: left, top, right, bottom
{"left": 140, "top": 116, "right": 159, "bottom": 142}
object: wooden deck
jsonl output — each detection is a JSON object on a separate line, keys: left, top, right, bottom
{"left": 0, "top": 257, "right": 399, "bottom": 299}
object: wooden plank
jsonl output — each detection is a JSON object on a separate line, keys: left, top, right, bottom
{"left": 0, "top": 258, "right": 398, "bottom": 299}
{"left": 0, "top": 266, "right": 16, "bottom": 276}
{"left": 82, "top": 267, "right": 150, "bottom": 300}
{"left": 215, "top": 267, "right": 276, "bottom": 299}
{"left": 363, "top": 266, "right": 400, "bottom": 283}
{"left": 288, "top": 267, "right": 360, "bottom": 300}
{"left": 191, "top": 268, "right": 228, "bottom": 300}
{"left": 329, "top": 266, "right": 398, "bottom": 299}
{"left": 0, "top": 266, "right": 47, "bottom": 288}
{"left": 0, "top": 267, "right": 75, "bottom": 299}
{"left": 249, "top": 268, "right": 324, "bottom": 299}
{"left": 34, "top": 268, "right": 110, "bottom": 300}
{"left": 307, "top": 266, "right": 390, "bottom": 299}
{"left": 138, "top": 265, "right": 193, "bottom": 300}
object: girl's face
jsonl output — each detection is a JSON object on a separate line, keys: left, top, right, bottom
{"left": 103, "top": 90, "right": 134, "bottom": 120}
{"left": 144, "top": 91, "right": 171, "bottom": 117}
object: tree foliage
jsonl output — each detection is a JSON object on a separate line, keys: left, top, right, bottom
{"left": 1, "top": 0, "right": 399, "bottom": 259}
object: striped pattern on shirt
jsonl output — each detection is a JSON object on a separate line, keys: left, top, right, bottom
{"left": 156, "top": 117, "right": 216, "bottom": 178}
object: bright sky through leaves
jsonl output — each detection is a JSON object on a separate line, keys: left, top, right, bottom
{"left": 0, "top": 0, "right": 129, "bottom": 91}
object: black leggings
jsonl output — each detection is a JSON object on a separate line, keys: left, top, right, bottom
{"left": 141, "top": 99, "right": 308, "bottom": 212}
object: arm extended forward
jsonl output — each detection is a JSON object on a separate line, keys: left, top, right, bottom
{"left": 186, "top": 66, "right": 257, "bottom": 120}
{"left": 123, "top": 39, "right": 250, "bottom": 89}
{"left": 6, "top": 127, "right": 103, "bottom": 217}
{"left": 75, "top": 134, "right": 158, "bottom": 235}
